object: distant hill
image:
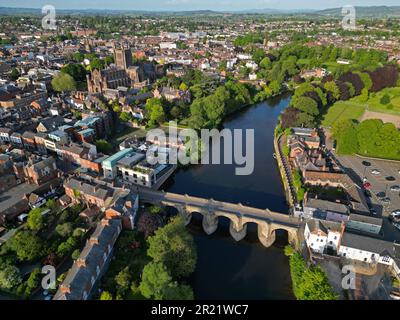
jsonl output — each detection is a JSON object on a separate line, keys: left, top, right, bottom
{"left": 1, "top": 6, "right": 400, "bottom": 17}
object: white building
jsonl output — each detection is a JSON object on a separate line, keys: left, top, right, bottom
{"left": 304, "top": 220, "right": 344, "bottom": 255}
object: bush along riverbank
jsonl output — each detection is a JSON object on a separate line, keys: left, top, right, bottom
{"left": 284, "top": 246, "right": 338, "bottom": 300}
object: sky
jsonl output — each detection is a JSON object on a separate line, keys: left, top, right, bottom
{"left": 1, "top": 0, "right": 400, "bottom": 11}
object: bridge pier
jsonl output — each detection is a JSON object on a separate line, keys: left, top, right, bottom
{"left": 229, "top": 221, "right": 247, "bottom": 242}
{"left": 258, "top": 223, "right": 275, "bottom": 248}
{"left": 202, "top": 213, "right": 218, "bottom": 235}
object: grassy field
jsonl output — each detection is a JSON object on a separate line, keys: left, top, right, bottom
{"left": 351, "top": 87, "right": 400, "bottom": 115}
{"left": 322, "top": 87, "right": 400, "bottom": 127}
{"left": 321, "top": 101, "right": 366, "bottom": 127}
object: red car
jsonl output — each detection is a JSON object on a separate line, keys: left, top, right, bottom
{"left": 363, "top": 182, "right": 372, "bottom": 190}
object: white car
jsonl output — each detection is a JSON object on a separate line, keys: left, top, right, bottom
{"left": 391, "top": 210, "right": 400, "bottom": 218}
{"left": 372, "top": 170, "right": 381, "bottom": 175}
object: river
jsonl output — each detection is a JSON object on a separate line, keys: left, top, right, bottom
{"left": 161, "top": 93, "right": 295, "bottom": 300}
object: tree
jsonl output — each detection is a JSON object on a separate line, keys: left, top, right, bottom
{"left": 145, "top": 98, "right": 166, "bottom": 127}
{"left": 380, "top": 94, "right": 391, "bottom": 105}
{"left": 139, "top": 261, "right": 172, "bottom": 299}
{"left": 89, "top": 58, "right": 105, "bottom": 71}
{"left": 72, "top": 52, "right": 84, "bottom": 63}
{"left": 0, "top": 265, "right": 22, "bottom": 290}
{"left": 147, "top": 216, "right": 197, "bottom": 279}
{"left": 115, "top": 267, "right": 132, "bottom": 295}
{"left": 137, "top": 211, "right": 164, "bottom": 238}
{"left": 61, "top": 64, "right": 87, "bottom": 83}
{"left": 56, "top": 222, "right": 73, "bottom": 238}
{"left": 51, "top": 73, "right": 76, "bottom": 92}
{"left": 10, "top": 68, "right": 20, "bottom": 80}
{"left": 260, "top": 57, "right": 272, "bottom": 69}
{"left": 27, "top": 208, "right": 43, "bottom": 231}
{"left": 10, "top": 231, "right": 44, "bottom": 262}
{"left": 24, "top": 268, "right": 41, "bottom": 296}
{"left": 71, "top": 249, "right": 80, "bottom": 260}
{"left": 95, "top": 139, "right": 113, "bottom": 154}
{"left": 324, "top": 81, "right": 340, "bottom": 101}
{"left": 294, "top": 97, "right": 319, "bottom": 116}
{"left": 119, "top": 112, "right": 132, "bottom": 122}
{"left": 100, "top": 291, "right": 113, "bottom": 300}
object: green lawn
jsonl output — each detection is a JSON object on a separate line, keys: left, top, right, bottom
{"left": 321, "top": 101, "right": 366, "bottom": 128}
{"left": 351, "top": 87, "right": 400, "bottom": 115}
{"left": 322, "top": 87, "right": 400, "bottom": 128}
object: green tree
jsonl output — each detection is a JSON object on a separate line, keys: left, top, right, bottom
{"left": 100, "top": 291, "right": 113, "bottom": 300}
{"left": 260, "top": 57, "right": 272, "bottom": 69}
{"left": 145, "top": 98, "right": 166, "bottom": 127}
{"left": 0, "top": 265, "right": 22, "bottom": 290}
{"left": 115, "top": 267, "right": 132, "bottom": 295}
{"left": 10, "top": 68, "right": 20, "bottom": 80}
{"left": 10, "top": 231, "right": 43, "bottom": 262}
{"left": 119, "top": 112, "right": 132, "bottom": 122}
{"left": 147, "top": 216, "right": 197, "bottom": 279}
{"left": 294, "top": 97, "right": 319, "bottom": 116}
{"left": 27, "top": 208, "right": 43, "bottom": 231}
{"left": 51, "top": 73, "right": 76, "bottom": 92}
{"left": 380, "top": 94, "right": 391, "bottom": 105}
{"left": 56, "top": 222, "right": 73, "bottom": 237}
{"left": 139, "top": 261, "right": 193, "bottom": 300}
{"left": 324, "top": 81, "right": 340, "bottom": 100}
{"left": 71, "top": 249, "right": 80, "bottom": 260}
{"left": 95, "top": 139, "right": 113, "bottom": 154}
{"left": 61, "top": 63, "right": 87, "bottom": 83}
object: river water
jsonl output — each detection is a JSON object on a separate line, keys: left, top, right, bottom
{"left": 162, "top": 93, "right": 295, "bottom": 300}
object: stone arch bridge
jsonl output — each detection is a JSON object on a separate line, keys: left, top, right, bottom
{"left": 137, "top": 188, "right": 301, "bottom": 248}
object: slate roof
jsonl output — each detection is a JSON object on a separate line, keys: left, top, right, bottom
{"left": 53, "top": 219, "right": 122, "bottom": 300}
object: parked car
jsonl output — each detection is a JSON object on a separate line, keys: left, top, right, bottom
{"left": 381, "top": 197, "right": 391, "bottom": 204}
{"left": 362, "top": 161, "right": 372, "bottom": 167}
{"left": 363, "top": 182, "right": 372, "bottom": 190}
{"left": 386, "top": 176, "right": 396, "bottom": 182}
{"left": 377, "top": 192, "right": 386, "bottom": 198}
{"left": 391, "top": 210, "right": 400, "bottom": 217}
{"left": 393, "top": 223, "right": 400, "bottom": 231}
{"left": 372, "top": 170, "right": 381, "bottom": 175}
{"left": 391, "top": 185, "right": 400, "bottom": 192}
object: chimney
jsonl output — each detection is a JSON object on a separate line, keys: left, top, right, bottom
{"left": 60, "top": 285, "right": 71, "bottom": 294}
{"left": 89, "top": 236, "right": 99, "bottom": 245}
{"left": 76, "top": 258, "right": 86, "bottom": 268}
